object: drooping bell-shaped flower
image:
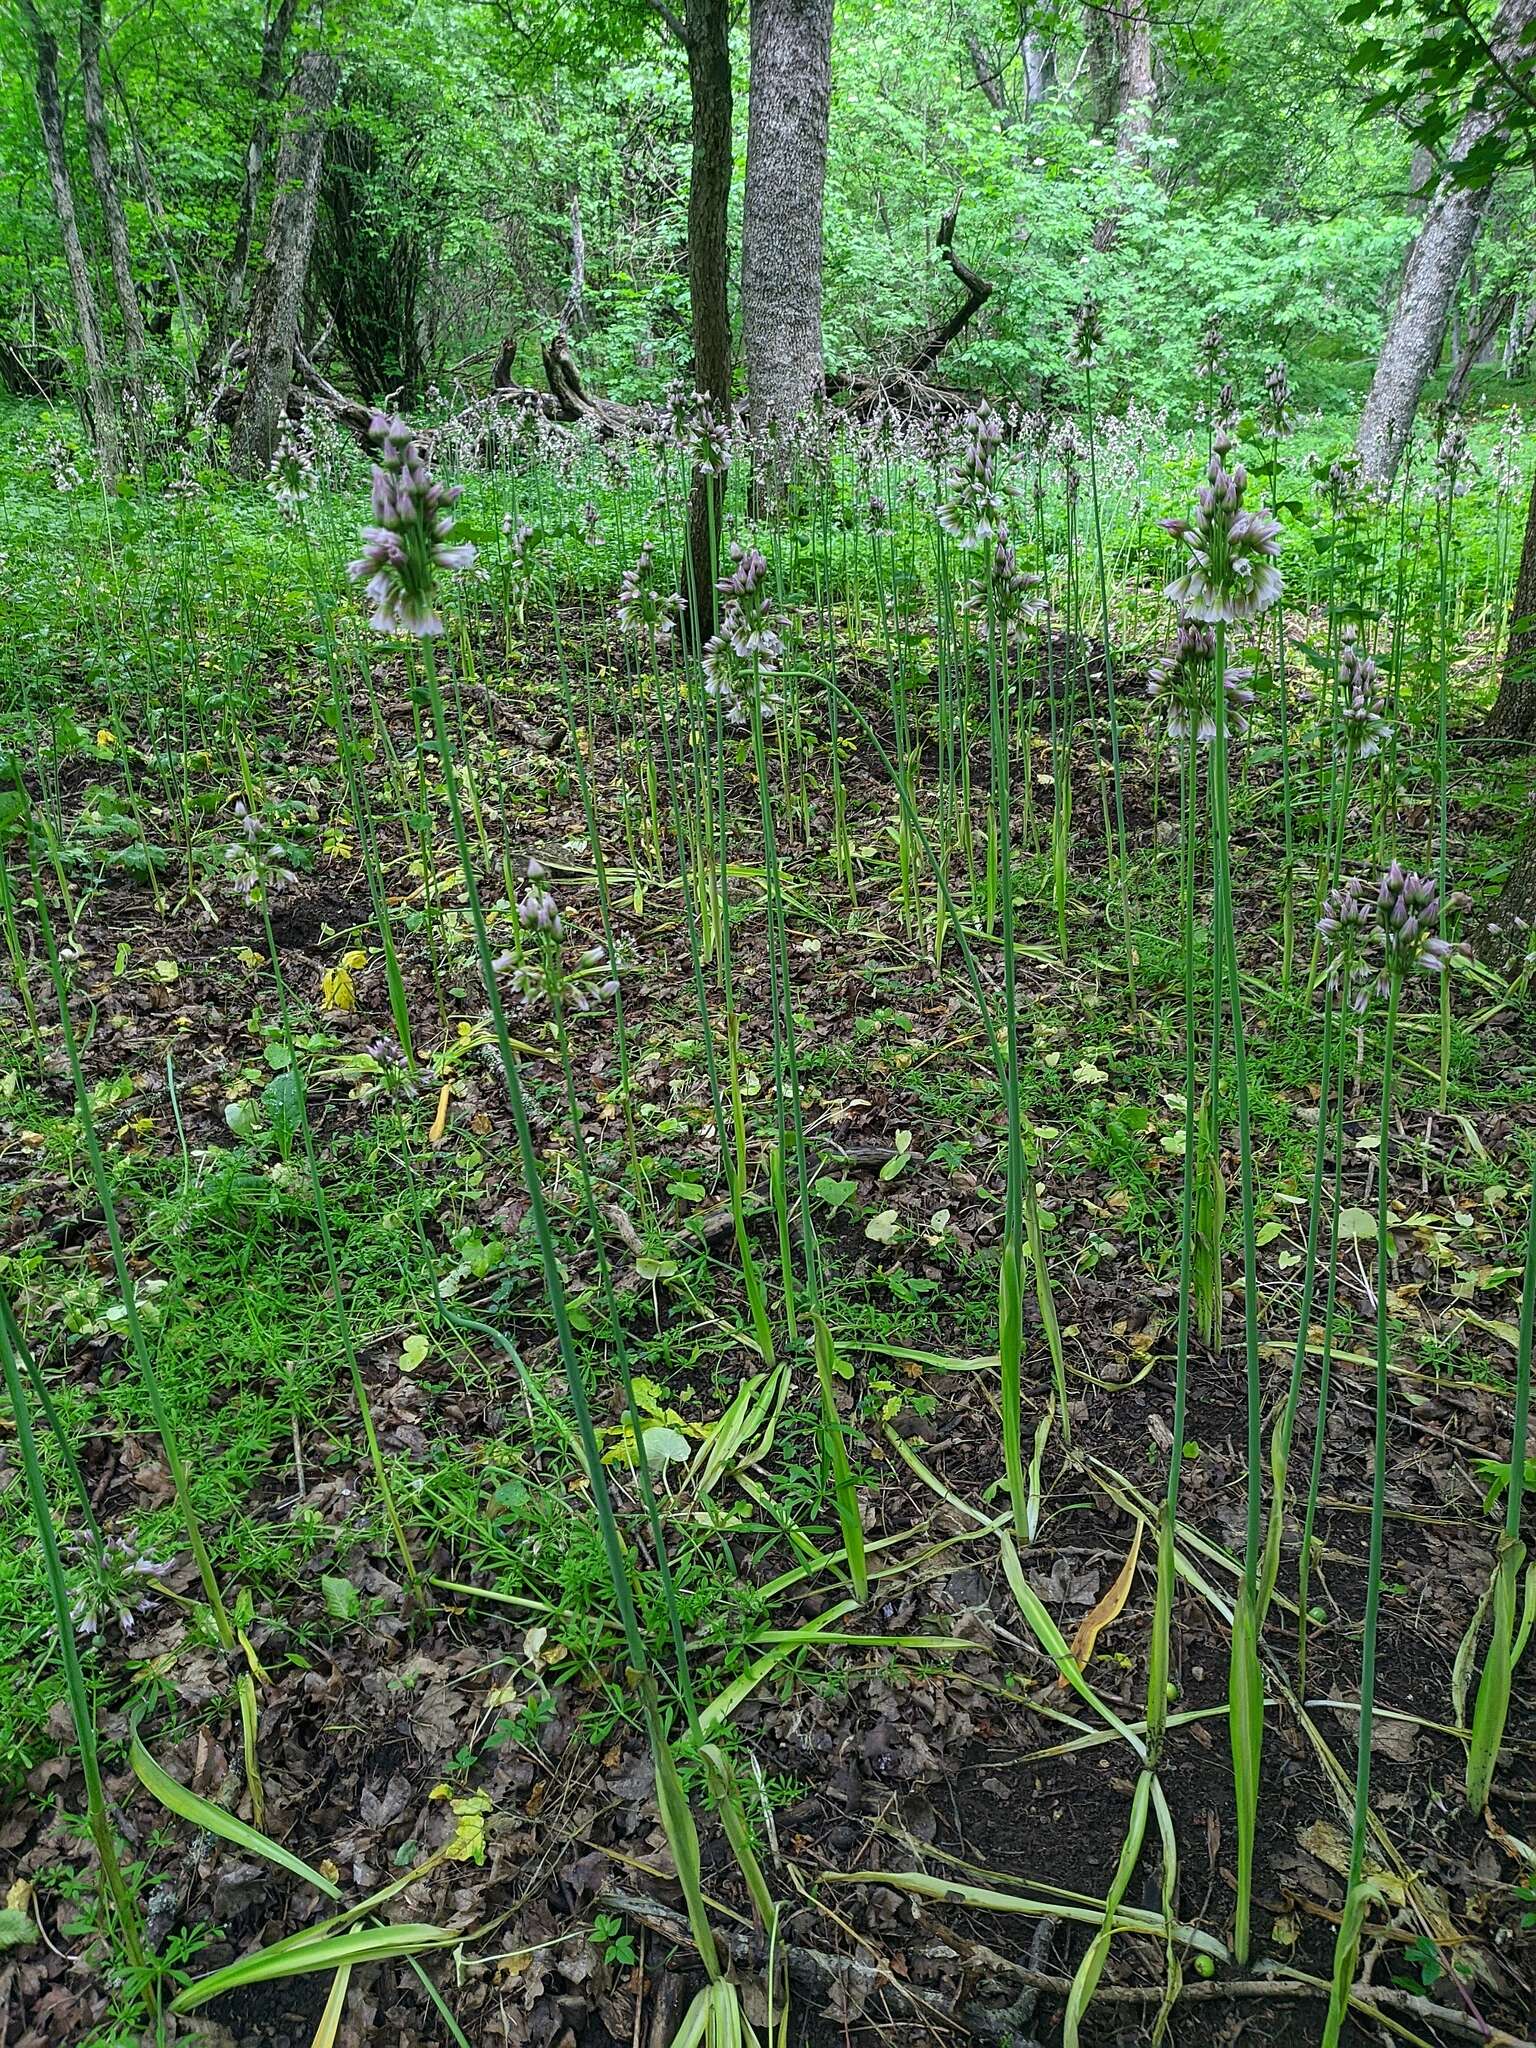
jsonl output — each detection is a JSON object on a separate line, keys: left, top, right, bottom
{"left": 616, "top": 540, "right": 685, "bottom": 644}
{"left": 937, "top": 404, "right": 1013, "bottom": 550}
{"left": 702, "top": 542, "right": 788, "bottom": 724}
{"left": 1161, "top": 429, "right": 1283, "bottom": 625}
{"left": 347, "top": 413, "right": 476, "bottom": 637}
{"left": 1336, "top": 628, "right": 1393, "bottom": 763}
{"left": 1146, "top": 616, "right": 1255, "bottom": 745}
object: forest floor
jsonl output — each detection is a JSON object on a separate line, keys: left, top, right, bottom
{"left": 3, "top": 604, "right": 1536, "bottom": 2048}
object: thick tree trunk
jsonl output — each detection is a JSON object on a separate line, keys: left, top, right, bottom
{"left": 741, "top": 0, "right": 832, "bottom": 503}
{"left": 22, "top": 0, "right": 119, "bottom": 482}
{"left": 205, "top": 0, "right": 302, "bottom": 375}
{"left": 1490, "top": 468, "right": 1536, "bottom": 744}
{"left": 230, "top": 44, "right": 338, "bottom": 477}
{"left": 683, "top": 0, "right": 733, "bottom": 644}
{"left": 1083, "top": 0, "right": 1155, "bottom": 152}
{"left": 1356, "top": 0, "right": 1536, "bottom": 486}
{"left": 78, "top": 0, "right": 147, "bottom": 360}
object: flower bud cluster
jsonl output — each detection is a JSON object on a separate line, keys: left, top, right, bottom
{"left": 348, "top": 413, "right": 476, "bottom": 637}
{"left": 1161, "top": 429, "right": 1283, "bottom": 624}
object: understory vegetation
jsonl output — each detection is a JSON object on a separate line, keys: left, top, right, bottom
{"left": 6, "top": 0, "right": 1536, "bottom": 2045}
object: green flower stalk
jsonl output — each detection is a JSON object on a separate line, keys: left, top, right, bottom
{"left": 1465, "top": 1161, "right": 1536, "bottom": 1810}
{"left": 1322, "top": 863, "right": 1459, "bottom": 2048}
{"left": 1162, "top": 431, "right": 1282, "bottom": 1965}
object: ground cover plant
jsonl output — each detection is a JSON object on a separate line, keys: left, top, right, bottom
{"left": 2, "top": 363, "right": 1534, "bottom": 2048}
{"left": 6, "top": 2, "right": 1536, "bottom": 2045}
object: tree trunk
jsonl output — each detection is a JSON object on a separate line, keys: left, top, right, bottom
{"left": 1490, "top": 467, "right": 1536, "bottom": 744}
{"left": 1022, "top": 26, "right": 1056, "bottom": 106}
{"left": 683, "top": 0, "right": 733, "bottom": 643}
{"left": 741, "top": 0, "right": 832, "bottom": 505}
{"left": 78, "top": 0, "right": 147, "bottom": 360}
{"left": 230, "top": 43, "right": 338, "bottom": 477}
{"left": 21, "top": 0, "right": 119, "bottom": 482}
{"left": 1356, "top": 0, "right": 1536, "bottom": 486}
{"left": 1083, "top": 0, "right": 1155, "bottom": 152}
{"left": 1487, "top": 818, "right": 1536, "bottom": 965}
{"left": 204, "top": 0, "right": 302, "bottom": 375}
{"left": 1447, "top": 290, "right": 1514, "bottom": 410}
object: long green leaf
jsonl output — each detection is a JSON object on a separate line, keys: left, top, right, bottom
{"left": 171, "top": 1924, "right": 457, "bottom": 2013}
{"left": 131, "top": 1733, "right": 340, "bottom": 1899}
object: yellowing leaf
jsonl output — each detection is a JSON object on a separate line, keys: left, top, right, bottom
{"left": 153, "top": 959, "right": 179, "bottom": 983}
{"left": 96, "top": 728, "right": 116, "bottom": 749}
{"left": 429, "top": 1085, "right": 451, "bottom": 1145}
{"left": 1059, "top": 1519, "right": 1144, "bottom": 1686}
{"left": 429, "top": 1787, "right": 491, "bottom": 1865}
{"left": 398, "top": 1333, "right": 430, "bottom": 1373}
{"left": 320, "top": 966, "right": 356, "bottom": 1013}
{"left": 341, "top": 950, "right": 367, "bottom": 972}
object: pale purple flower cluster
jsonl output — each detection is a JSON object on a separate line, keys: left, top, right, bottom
{"left": 1319, "top": 866, "right": 1458, "bottom": 1010}
{"left": 669, "top": 386, "right": 731, "bottom": 475}
{"left": 1162, "top": 430, "right": 1283, "bottom": 625}
{"left": 615, "top": 540, "right": 685, "bottom": 644}
{"left": 224, "top": 798, "right": 299, "bottom": 904}
{"left": 1146, "top": 617, "right": 1255, "bottom": 744}
{"left": 1337, "top": 629, "right": 1393, "bottom": 762}
{"left": 937, "top": 404, "right": 1012, "bottom": 550}
{"left": 267, "top": 428, "right": 315, "bottom": 517}
{"left": 702, "top": 542, "right": 787, "bottom": 724}
{"left": 961, "top": 527, "right": 1044, "bottom": 648}
{"left": 502, "top": 515, "right": 534, "bottom": 560}
{"left": 1070, "top": 295, "right": 1104, "bottom": 369}
{"left": 493, "top": 862, "right": 620, "bottom": 1016}
{"left": 1259, "top": 363, "right": 1292, "bottom": 439}
{"left": 348, "top": 413, "right": 476, "bottom": 637}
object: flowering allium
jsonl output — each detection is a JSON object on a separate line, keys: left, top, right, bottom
{"left": 1161, "top": 430, "right": 1283, "bottom": 625}
{"left": 1259, "top": 363, "right": 1293, "bottom": 439}
{"left": 1146, "top": 617, "right": 1256, "bottom": 744}
{"left": 937, "top": 404, "right": 1013, "bottom": 550}
{"left": 1317, "top": 877, "right": 1376, "bottom": 1007}
{"left": 493, "top": 864, "right": 621, "bottom": 1016}
{"left": 1435, "top": 418, "right": 1472, "bottom": 498}
{"left": 1336, "top": 628, "right": 1392, "bottom": 762}
{"left": 348, "top": 413, "right": 476, "bottom": 637}
{"left": 517, "top": 858, "right": 563, "bottom": 935}
{"left": 1197, "top": 319, "right": 1225, "bottom": 378}
{"left": 615, "top": 541, "right": 684, "bottom": 644}
{"left": 267, "top": 429, "right": 316, "bottom": 517}
{"left": 1070, "top": 295, "right": 1104, "bottom": 368}
{"left": 668, "top": 386, "right": 731, "bottom": 475}
{"left": 961, "top": 526, "right": 1044, "bottom": 649}
{"left": 1323, "top": 867, "right": 1458, "bottom": 1010}
{"left": 1492, "top": 408, "right": 1524, "bottom": 496}
{"left": 223, "top": 798, "right": 300, "bottom": 904}
{"left": 701, "top": 542, "right": 787, "bottom": 724}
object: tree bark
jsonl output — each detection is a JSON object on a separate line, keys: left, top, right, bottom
{"left": 205, "top": 0, "right": 302, "bottom": 375}
{"left": 1356, "top": 0, "right": 1536, "bottom": 486}
{"left": 230, "top": 42, "right": 338, "bottom": 477}
{"left": 1490, "top": 468, "right": 1536, "bottom": 744}
{"left": 78, "top": 0, "right": 147, "bottom": 360}
{"left": 1022, "top": 25, "right": 1056, "bottom": 106}
{"left": 21, "top": 0, "right": 120, "bottom": 482}
{"left": 1083, "top": 0, "right": 1155, "bottom": 152}
{"left": 741, "top": 0, "right": 833, "bottom": 503}
{"left": 682, "top": 0, "right": 733, "bottom": 643}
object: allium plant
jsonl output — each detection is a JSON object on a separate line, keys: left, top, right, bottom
{"left": 668, "top": 384, "right": 731, "bottom": 475}
{"left": 1322, "top": 861, "right": 1461, "bottom": 2048}
{"left": 1336, "top": 628, "right": 1393, "bottom": 763}
{"left": 347, "top": 412, "right": 476, "bottom": 637}
{"left": 1161, "top": 431, "right": 1283, "bottom": 624}
{"left": 1160, "top": 424, "right": 1282, "bottom": 1966}
{"left": 494, "top": 860, "right": 622, "bottom": 1016}
{"left": 960, "top": 525, "right": 1043, "bottom": 649}
{"left": 1145, "top": 619, "right": 1255, "bottom": 744}
{"left": 616, "top": 540, "right": 685, "bottom": 644}
{"left": 701, "top": 542, "right": 787, "bottom": 724}
{"left": 937, "top": 403, "right": 1012, "bottom": 549}
{"left": 266, "top": 428, "right": 316, "bottom": 519}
